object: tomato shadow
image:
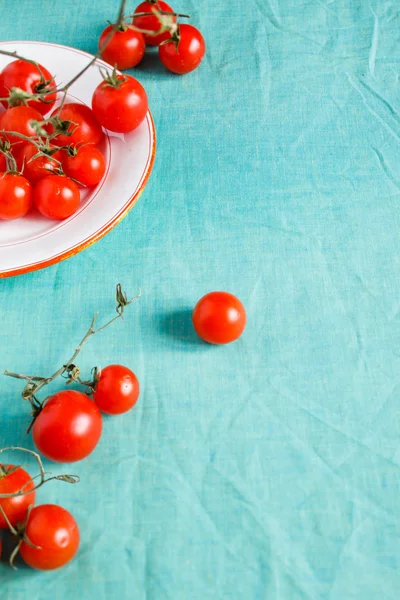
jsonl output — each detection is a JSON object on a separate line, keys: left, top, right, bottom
{"left": 0, "top": 530, "right": 30, "bottom": 570}
{"left": 158, "top": 308, "right": 209, "bottom": 347}
{"left": 134, "top": 47, "right": 171, "bottom": 77}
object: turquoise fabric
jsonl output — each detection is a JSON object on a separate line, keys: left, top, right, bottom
{"left": 1, "top": 0, "right": 400, "bottom": 597}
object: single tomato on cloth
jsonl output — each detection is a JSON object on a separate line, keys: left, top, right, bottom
{"left": 99, "top": 25, "right": 145, "bottom": 70}
{"left": 192, "top": 292, "right": 246, "bottom": 344}
{"left": 31, "top": 390, "right": 102, "bottom": 463}
{"left": 0, "top": 465, "right": 36, "bottom": 529}
{"left": 159, "top": 24, "right": 206, "bottom": 75}
{"left": 19, "top": 504, "right": 80, "bottom": 570}
{"left": 93, "top": 364, "right": 140, "bottom": 415}
{"left": 133, "top": 1, "right": 176, "bottom": 46}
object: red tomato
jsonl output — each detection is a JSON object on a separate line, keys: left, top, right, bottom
{"left": 0, "top": 59, "right": 57, "bottom": 116}
{"left": 49, "top": 103, "right": 104, "bottom": 147}
{"left": 0, "top": 106, "right": 43, "bottom": 144}
{"left": 92, "top": 75, "right": 148, "bottom": 133}
{"left": 159, "top": 25, "right": 206, "bottom": 74}
{"left": 0, "top": 153, "right": 6, "bottom": 171}
{"left": 61, "top": 146, "right": 106, "bottom": 187}
{"left": 99, "top": 25, "right": 145, "bottom": 70}
{"left": 32, "top": 390, "right": 102, "bottom": 463}
{"left": 19, "top": 504, "right": 79, "bottom": 570}
{"left": 133, "top": 1, "right": 176, "bottom": 46}
{"left": 0, "top": 465, "right": 36, "bottom": 529}
{"left": 15, "top": 143, "right": 61, "bottom": 184}
{"left": 0, "top": 172, "right": 32, "bottom": 220}
{"left": 93, "top": 365, "right": 140, "bottom": 415}
{"left": 192, "top": 292, "right": 246, "bottom": 344}
{"left": 33, "top": 175, "right": 80, "bottom": 220}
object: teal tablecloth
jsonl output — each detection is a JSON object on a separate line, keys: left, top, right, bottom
{"left": 2, "top": 1, "right": 400, "bottom": 598}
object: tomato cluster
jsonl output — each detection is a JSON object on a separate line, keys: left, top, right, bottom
{"left": 0, "top": 58, "right": 149, "bottom": 221}
{"left": 99, "top": 1, "right": 206, "bottom": 75}
{"left": 0, "top": 362, "right": 139, "bottom": 570}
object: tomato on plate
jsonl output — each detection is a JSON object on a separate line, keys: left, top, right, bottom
{"left": 49, "top": 103, "right": 104, "bottom": 147}
{"left": 133, "top": 1, "right": 176, "bottom": 46}
{"left": 99, "top": 25, "right": 145, "bottom": 70}
{"left": 0, "top": 465, "right": 36, "bottom": 529}
{"left": 192, "top": 292, "right": 246, "bottom": 344}
{"left": 0, "top": 59, "right": 57, "bottom": 116}
{"left": 61, "top": 145, "right": 106, "bottom": 187}
{"left": 92, "top": 74, "right": 148, "bottom": 133}
{"left": 0, "top": 172, "right": 32, "bottom": 220}
{"left": 93, "top": 364, "right": 140, "bottom": 415}
{"left": 19, "top": 504, "right": 80, "bottom": 570}
{"left": 33, "top": 175, "right": 80, "bottom": 220}
{"left": 0, "top": 106, "right": 43, "bottom": 144}
{"left": 159, "top": 24, "right": 206, "bottom": 74}
{"left": 31, "top": 390, "right": 102, "bottom": 462}
{"left": 15, "top": 143, "right": 62, "bottom": 184}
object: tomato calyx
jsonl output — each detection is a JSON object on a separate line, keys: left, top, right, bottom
{"left": 99, "top": 65, "right": 128, "bottom": 89}
{"left": 1, "top": 86, "right": 54, "bottom": 110}
{"left": 46, "top": 115, "right": 79, "bottom": 140}
{"left": 0, "top": 139, "right": 18, "bottom": 173}
{"left": 159, "top": 23, "right": 181, "bottom": 50}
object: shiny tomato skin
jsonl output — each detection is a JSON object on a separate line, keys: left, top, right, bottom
{"left": 61, "top": 146, "right": 106, "bottom": 187}
{"left": 19, "top": 504, "right": 80, "bottom": 570}
{"left": 159, "top": 24, "right": 206, "bottom": 74}
{"left": 0, "top": 59, "right": 57, "bottom": 116}
{"left": 92, "top": 75, "right": 148, "bottom": 133}
{"left": 0, "top": 465, "right": 36, "bottom": 529}
{"left": 0, "top": 106, "right": 43, "bottom": 144}
{"left": 93, "top": 364, "right": 140, "bottom": 415}
{"left": 192, "top": 292, "right": 246, "bottom": 344}
{"left": 49, "top": 103, "right": 104, "bottom": 147}
{"left": 16, "top": 143, "right": 61, "bottom": 184}
{"left": 32, "top": 390, "right": 102, "bottom": 463}
{"left": 133, "top": 1, "right": 176, "bottom": 46}
{"left": 33, "top": 175, "right": 80, "bottom": 220}
{"left": 99, "top": 25, "right": 146, "bottom": 70}
{"left": 0, "top": 172, "right": 32, "bottom": 220}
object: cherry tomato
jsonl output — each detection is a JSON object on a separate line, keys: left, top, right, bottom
{"left": 0, "top": 172, "right": 32, "bottom": 220}
{"left": 15, "top": 143, "right": 61, "bottom": 184}
{"left": 49, "top": 103, "right": 104, "bottom": 147}
{"left": 92, "top": 75, "right": 148, "bottom": 133}
{"left": 99, "top": 25, "right": 145, "bottom": 70}
{"left": 32, "top": 390, "right": 102, "bottom": 463}
{"left": 133, "top": 1, "right": 176, "bottom": 46}
{"left": 33, "top": 175, "right": 80, "bottom": 220}
{"left": 192, "top": 292, "right": 246, "bottom": 344}
{"left": 0, "top": 465, "right": 36, "bottom": 529}
{"left": 19, "top": 504, "right": 80, "bottom": 570}
{"left": 61, "top": 146, "right": 106, "bottom": 187}
{"left": 0, "top": 59, "right": 57, "bottom": 116}
{"left": 0, "top": 153, "right": 6, "bottom": 171}
{"left": 0, "top": 106, "right": 43, "bottom": 144}
{"left": 159, "top": 25, "right": 206, "bottom": 74}
{"left": 93, "top": 365, "right": 140, "bottom": 415}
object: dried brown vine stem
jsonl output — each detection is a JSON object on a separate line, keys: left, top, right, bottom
{"left": 0, "top": 446, "right": 79, "bottom": 499}
{"left": 5, "top": 284, "right": 140, "bottom": 421}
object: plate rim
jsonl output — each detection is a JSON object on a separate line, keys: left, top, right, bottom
{"left": 0, "top": 40, "right": 156, "bottom": 279}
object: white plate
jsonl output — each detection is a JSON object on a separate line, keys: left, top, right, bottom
{"left": 0, "top": 41, "right": 156, "bottom": 278}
